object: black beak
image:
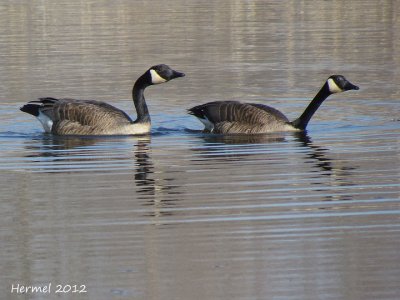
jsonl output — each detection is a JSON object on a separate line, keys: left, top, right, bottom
{"left": 346, "top": 81, "right": 359, "bottom": 91}
{"left": 172, "top": 70, "right": 185, "bottom": 78}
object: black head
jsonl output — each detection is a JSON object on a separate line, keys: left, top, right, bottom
{"left": 147, "top": 64, "right": 185, "bottom": 85}
{"left": 327, "top": 75, "right": 359, "bottom": 93}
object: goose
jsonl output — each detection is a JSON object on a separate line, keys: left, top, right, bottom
{"left": 188, "top": 75, "right": 359, "bottom": 134}
{"left": 20, "top": 64, "right": 185, "bottom": 135}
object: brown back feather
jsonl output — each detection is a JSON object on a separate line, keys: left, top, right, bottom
{"left": 190, "top": 101, "right": 289, "bottom": 125}
{"left": 39, "top": 98, "right": 133, "bottom": 127}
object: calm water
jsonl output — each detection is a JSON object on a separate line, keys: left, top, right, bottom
{"left": 1, "top": 1, "right": 399, "bottom": 299}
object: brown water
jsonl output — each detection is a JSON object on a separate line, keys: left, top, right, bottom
{"left": 1, "top": 1, "right": 399, "bottom": 300}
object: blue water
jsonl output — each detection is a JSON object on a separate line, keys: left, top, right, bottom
{"left": 1, "top": 1, "right": 400, "bottom": 300}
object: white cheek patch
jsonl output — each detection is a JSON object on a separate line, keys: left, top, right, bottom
{"left": 150, "top": 69, "right": 167, "bottom": 84}
{"left": 327, "top": 78, "right": 343, "bottom": 93}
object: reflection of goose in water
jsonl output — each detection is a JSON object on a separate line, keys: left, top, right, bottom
{"left": 23, "top": 134, "right": 182, "bottom": 214}
{"left": 294, "top": 132, "right": 357, "bottom": 201}
{"left": 132, "top": 138, "right": 182, "bottom": 199}
{"left": 190, "top": 131, "right": 357, "bottom": 200}
{"left": 133, "top": 138, "right": 155, "bottom": 194}
{"left": 195, "top": 132, "right": 286, "bottom": 144}
{"left": 24, "top": 134, "right": 181, "bottom": 221}
{"left": 189, "top": 132, "right": 287, "bottom": 162}
{"left": 132, "top": 138, "right": 183, "bottom": 218}
{"left": 23, "top": 135, "right": 144, "bottom": 172}
{"left": 294, "top": 132, "right": 334, "bottom": 173}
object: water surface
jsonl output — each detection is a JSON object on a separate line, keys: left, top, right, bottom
{"left": 0, "top": 1, "right": 399, "bottom": 300}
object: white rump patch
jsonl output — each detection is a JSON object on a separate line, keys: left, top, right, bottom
{"left": 327, "top": 78, "right": 343, "bottom": 93}
{"left": 198, "top": 116, "right": 214, "bottom": 132}
{"left": 37, "top": 111, "right": 53, "bottom": 133}
{"left": 150, "top": 69, "right": 167, "bottom": 84}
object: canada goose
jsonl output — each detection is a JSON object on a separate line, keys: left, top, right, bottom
{"left": 20, "top": 64, "right": 185, "bottom": 135}
{"left": 188, "top": 75, "right": 359, "bottom": 134}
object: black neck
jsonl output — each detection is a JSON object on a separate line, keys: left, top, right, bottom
{"left": 291, "top": 83, "right": 331, "bottom": 130}
{"left": 132, "top": 73, "right": 151, "bottom": 123}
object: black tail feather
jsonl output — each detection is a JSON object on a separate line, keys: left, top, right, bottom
{"left": 20, "top": 97, "right": 59, "bottom": 116}
{"left": 20, "top": 103, "right": 40, "bottom": 117}
{"left": 38, "top": 97, "right": 59, "bottom": 104}
{"left": 187, "top": 106, "right": 205, "bottom": 118}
